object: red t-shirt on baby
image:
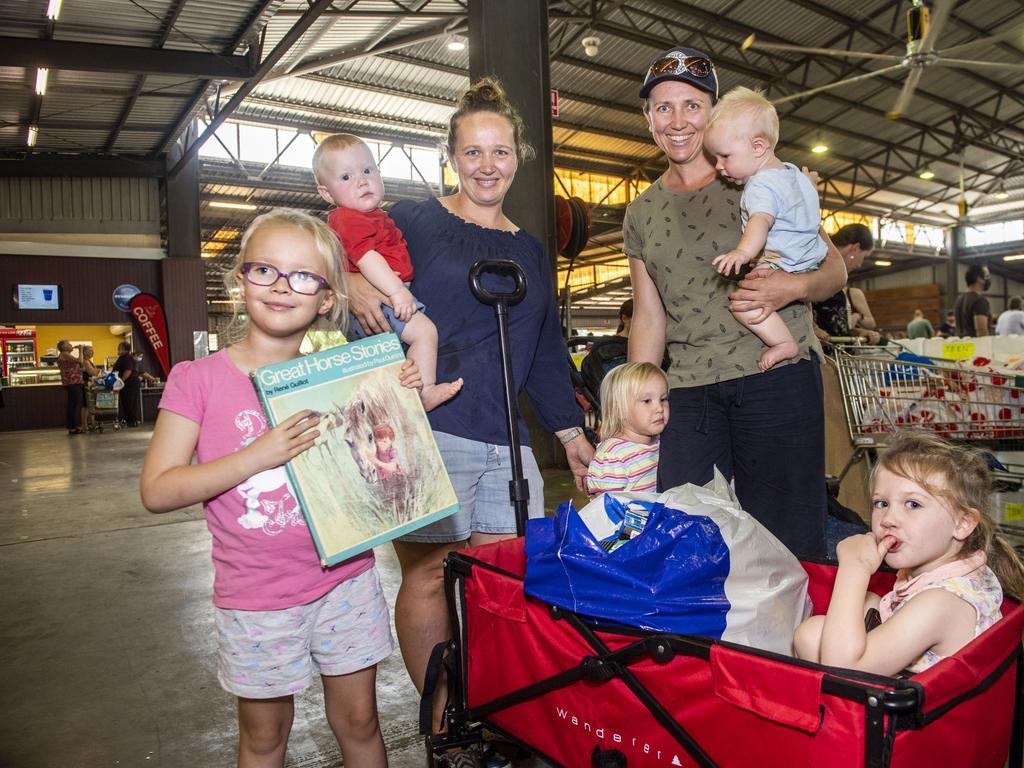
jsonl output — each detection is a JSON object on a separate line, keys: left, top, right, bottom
{"left": 328, "top": 207, "right": 413, "bottom": 281}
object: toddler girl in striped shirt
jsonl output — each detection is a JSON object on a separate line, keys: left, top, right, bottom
{"left": 585, "top": 362, "right": 669, "bottom": 495}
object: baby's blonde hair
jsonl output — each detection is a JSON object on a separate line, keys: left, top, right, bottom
{"left": 874, "top": 432, "right": 1024, "bottom": 600}
{"left": 598, "top": 362, "right": 668, "bottom": 441}
{"left": 707, "top": 86, "right": 779, "bottom": 149}
{"left": 312, "top": 133, "right": 371, "bottom": 185}
{"left": 223, "top": 208, "right": 348, "bottom": 341}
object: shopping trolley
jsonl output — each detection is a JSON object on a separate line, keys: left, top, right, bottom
{"left": 86, "top": 382, "right": 121, "bottom": 432}
{"left": 830, "top": 345, "right": 1024, "bottom": 549}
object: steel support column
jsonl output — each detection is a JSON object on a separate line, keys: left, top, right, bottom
{"left": 163, "top": 131, "right": 207, "bottom": 366}
{"left": 468, "top": 0, "right": 556, "bottom": 270}
{"left": 468, "top": 0, "right": 559, "bottom": 468}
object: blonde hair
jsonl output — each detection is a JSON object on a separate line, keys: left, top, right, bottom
{"left": 223, "top": 208, "right": 348, "bottom": 340}
{"left": 445, "top": 77, "right": 535, "bottom": 163}
{"left": 312, "top": 133, "right": 370, "bottom": 185}
{"left": 598, "top": 362, "right": 668, "bottom": 440}
{"left": 707, "top": 86, "right": 779, "bottom": 149}
{"left": 874, "top": 432, "right": 1024, "bottom": 600}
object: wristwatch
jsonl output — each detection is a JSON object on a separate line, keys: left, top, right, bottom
{"left": 558, "top": 427, "right": 584, "bottom": 445}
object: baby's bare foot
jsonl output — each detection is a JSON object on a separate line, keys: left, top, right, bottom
{"left": 421, "top": 378, "right": 464, "bottom": 411}
{"left": 758, "top": 340, "right": 799, "bottom": 372}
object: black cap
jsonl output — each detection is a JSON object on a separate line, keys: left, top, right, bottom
{"left": 639, "top": 46, "right": 719, "bottom": 101}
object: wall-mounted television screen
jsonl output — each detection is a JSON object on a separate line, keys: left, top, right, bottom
{"left": 14, "top": 284, "right": 63, "bottom": 310}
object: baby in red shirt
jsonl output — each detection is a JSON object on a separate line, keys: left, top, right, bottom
{"left": 315, "top": 134, "right": 462, "bottom": 411}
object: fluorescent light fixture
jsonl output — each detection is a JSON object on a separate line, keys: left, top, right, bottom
{"left": 46, "top": 0, "right": 62, "bottom": 20}
{"left": 26, "top": 125, "right": 38, "bottom": 147}
{"left": 35, "top": 68, "right": 48, "bottom": 96}
{"left": 918, "top": 168, "right": 935, "bottom": 180}
{"left": 1003, "top": 254, "right": 1024, "bottom": 262}
{"left": 811, "top": 143, "right": 829, "bottom": 154}
{"left": 874, "top": 259, "right": 892, "bottom": 267}
{"left": 446, "top": 37, "right": 466, "bottom": 51}
{"left": 209, "top": 200, "right": 257, "bottom": 211}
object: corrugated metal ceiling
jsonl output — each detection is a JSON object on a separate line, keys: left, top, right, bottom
{"left": 2, "top": 0, "right": 1024, "bottom": 296}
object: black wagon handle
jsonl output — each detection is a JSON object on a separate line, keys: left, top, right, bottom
{"left": 468, "top": 258, "right": 530, "bottom": 536}
{"left": 468, "top": 259, "right": 528, "bottom": 307}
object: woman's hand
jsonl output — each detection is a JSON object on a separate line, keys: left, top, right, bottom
{"left": 729, "top": 269, "right": 804, "bottom": 324}
{"left": 560, "top": 433, "right": 595, "bottom": 491}
{"left": 347, "top": 272, "right": 391, "bottom": 334}
{"left": 244, "top": 410, "right": 320, "bottom": 473}
{"left": 800, "top": 166, "right": 821, "bottom": 186}
{"left": 398, "top": 358, "right": 422, "bottom": 390}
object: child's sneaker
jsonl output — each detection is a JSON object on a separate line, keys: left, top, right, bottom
{"left": 479, "top": 746, "right": 511, "bottom": 768}
{"left": 435, "top": 748, "right": 481, "bottom": 768}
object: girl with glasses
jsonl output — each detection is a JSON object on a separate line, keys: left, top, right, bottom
{"left": 141, "top": 208, "right": 421, "bottom": 768}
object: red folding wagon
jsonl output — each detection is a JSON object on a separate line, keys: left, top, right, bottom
{"left": 428, "top": 537, "right": 1024, "bottom": 768}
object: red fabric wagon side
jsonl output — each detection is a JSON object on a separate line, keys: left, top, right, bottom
{"left": 442, "top": 538, "right": 1024, "bottom": 768}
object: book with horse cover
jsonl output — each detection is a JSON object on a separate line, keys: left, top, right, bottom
{"left": 250, "top": 333, "right": 459, "bottom": 566}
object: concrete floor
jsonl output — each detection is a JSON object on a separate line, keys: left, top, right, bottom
{"left": 0, "top": 425, "right": 586, "bottom": 768}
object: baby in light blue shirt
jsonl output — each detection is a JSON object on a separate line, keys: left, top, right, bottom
{"left": 704, "top": 87, "right": 827, "bottom": 371}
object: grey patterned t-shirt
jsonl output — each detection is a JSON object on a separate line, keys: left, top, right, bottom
{"left": 623, "top": 175, "right": 820, "bottom": 389}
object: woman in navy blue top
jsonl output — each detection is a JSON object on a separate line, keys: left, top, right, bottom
{"left": 346, "top": 78, "right": 591, "bottom": 718}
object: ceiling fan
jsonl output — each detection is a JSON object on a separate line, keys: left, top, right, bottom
{"left": 741, "top": 0, "right": 1024, "bottom": 119}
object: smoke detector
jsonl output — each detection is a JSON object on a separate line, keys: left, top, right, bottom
{"left": 582, "top": 36, "right": 600, "bottom": 57}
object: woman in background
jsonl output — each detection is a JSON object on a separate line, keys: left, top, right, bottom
{"left": 56, "top": 340, "right": 85, "bottom": 435}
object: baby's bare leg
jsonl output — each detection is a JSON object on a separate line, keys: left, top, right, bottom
{"left": 400, "top": 314, "right": 463, "bottom": 411}
{"left": 731, "top": 305, "right": 799, "bottom": 371}
{"left": 730, "top": 265, "right": 797, "bottom": 371}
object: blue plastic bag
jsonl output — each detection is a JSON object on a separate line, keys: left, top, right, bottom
{"left": 884, "top": 351, "right": 934, "bottom": 384}
{"left": 524, "top": 471, "right": 810, "bottom": 654}
{"left": 525, "top": 494, "right": 731, "bottom": 638}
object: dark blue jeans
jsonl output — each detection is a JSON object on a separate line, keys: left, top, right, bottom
{"left": 63, "top": 383, "right": 84, "bottom": 430}
{"left": 658, "top": 358, "right": 826, "bottom": 558}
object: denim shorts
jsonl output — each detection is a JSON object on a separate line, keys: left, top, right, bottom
{"left": 399, "top": 431, "right": 545, "bottom": 543}
{"left": 214, "top": 567, "right": 394, "bottom": 699}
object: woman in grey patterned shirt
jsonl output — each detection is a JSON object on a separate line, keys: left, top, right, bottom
{"left": 625, "top": 46, "right": 846, "bottom": 557}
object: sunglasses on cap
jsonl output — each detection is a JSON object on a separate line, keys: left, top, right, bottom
{"left": 647, "top": 54, "right": 714, "bottom": 82}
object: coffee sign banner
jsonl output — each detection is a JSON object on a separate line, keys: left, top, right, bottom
{"left": 128, "top": 293, "right": 171, "bottom": 377}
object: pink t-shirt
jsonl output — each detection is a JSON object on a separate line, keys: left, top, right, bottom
{"left": 159, "top": 349, "right": 373, "bottom": 610}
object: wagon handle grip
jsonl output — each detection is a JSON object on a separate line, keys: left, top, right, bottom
{"left": 469, "top": 259, "right": 527, "bottom": 307}
{"left": 468, "top": 258, "right": 530, "bottom": 536}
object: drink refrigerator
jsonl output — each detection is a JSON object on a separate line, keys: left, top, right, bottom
{"left": 1, "top": 328, "right": 37, "bottom": 378}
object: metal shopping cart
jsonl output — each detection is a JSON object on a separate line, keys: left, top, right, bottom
{"left": 830, "top": 345, "right": 1024, "bottom": 550}
{"left": 86, "top": 382, "right": 121, "bottom": 432}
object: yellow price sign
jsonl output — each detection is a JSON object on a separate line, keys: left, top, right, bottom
{"left": 1005, "top": 502, "right": 1024, "bottom": 523}
{"left": 942, "top": 341, "right": 975, "bottom": 361}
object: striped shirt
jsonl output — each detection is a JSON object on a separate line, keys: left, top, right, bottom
{"left": 585, "top": 437, "right": 660, "bottom": 495}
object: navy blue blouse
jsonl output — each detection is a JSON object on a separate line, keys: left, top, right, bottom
{"left": 391, "top": 197, "right": 582, "bottom": 446}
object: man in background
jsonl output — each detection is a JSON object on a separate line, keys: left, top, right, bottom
{"left": 936, "top": 310, "right": 957, "bottom": 338}
{"left": 953, "top": 265, "right": 991, "bottom": 337}
{"left": 906, "top": 309, "right": 934, "bottom": 339}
